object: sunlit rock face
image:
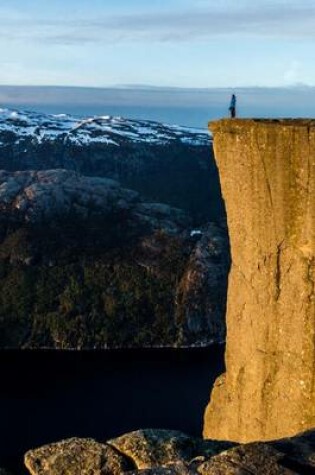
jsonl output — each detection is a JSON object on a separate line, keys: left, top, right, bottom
{"left": 204, "top": 119, "right": 315, "bottom": 442}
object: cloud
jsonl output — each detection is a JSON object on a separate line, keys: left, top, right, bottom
{"left": 2, "top": 2, "right": 315, "bottom": 45}
{"left": 96, "top": 4, "right": 315, "bottom": 40}
{"left": 283, "top": 60, "right": 311, "bottom": 85}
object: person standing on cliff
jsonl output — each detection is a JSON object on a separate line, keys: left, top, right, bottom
{"left": 229, "top": 94, "right": 236, "bottom": 118}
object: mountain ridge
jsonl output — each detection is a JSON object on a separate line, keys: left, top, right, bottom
{"left": 0, "top": 108, "right": 210, "bottom": 147}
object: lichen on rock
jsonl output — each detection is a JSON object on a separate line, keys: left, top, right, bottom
{"left": 107, "top": 429, "right": 198, "bottom": 470}
{"left": 23, "top": 429, "right": 233, "bottom": 475}
{"left": 23, "top": 428, "right": 315, "bottom": 474}
{"left": 24, "top": 437, "right": 133, "bottom": 475}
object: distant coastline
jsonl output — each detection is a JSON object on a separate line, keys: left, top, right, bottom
{"left": 1, "top": 84, "right": 315, "bottom": 128}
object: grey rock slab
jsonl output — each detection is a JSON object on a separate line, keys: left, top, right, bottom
{"left": 24, "top": 437, "right": 133, "bottom": 475}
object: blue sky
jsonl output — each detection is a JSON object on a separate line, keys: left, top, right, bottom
{"left": 1, "top": 0, "right": 315, "bottom": 88}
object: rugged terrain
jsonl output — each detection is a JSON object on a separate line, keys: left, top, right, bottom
{"left": 204, "top": 119, "right": 315, "bottom": 442}
{"left": 0, "top": 108, "right": 223, "bottom": 224}
{"left": 1, "top": 112, "right": 315, "bottom": 471}
{"left": 0, "top": 169, "right": 229, "bottom": 349}
{"left": 0, "top": 109, "right": 230, "bottom": 349}
{"left": 10, "top": 427, "right": 315, "bottom": 474}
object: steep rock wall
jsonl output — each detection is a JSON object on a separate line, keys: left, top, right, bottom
{"left": 204, "top": 119, "right": 315, "bottom": 442}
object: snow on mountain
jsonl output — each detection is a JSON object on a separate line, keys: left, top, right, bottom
{"left": 0, "top": 108, "right": 210, "bottom": 147}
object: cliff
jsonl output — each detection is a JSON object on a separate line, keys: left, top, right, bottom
{"left": 0, "top": 109, "right": 230, "bottom": 349}
{"left": 204, "top": 119, "right": 315, "bottom": 442}
{"left": 0, "top": 170, "right": 228, "bottom": 349}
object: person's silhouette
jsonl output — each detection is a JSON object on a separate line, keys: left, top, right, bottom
{"left": 229, "top": 94, "right": 236, "bottom": 118}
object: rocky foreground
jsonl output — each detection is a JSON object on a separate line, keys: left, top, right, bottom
{"left": 2, "top": 428, "right": 311, "bottom": 474}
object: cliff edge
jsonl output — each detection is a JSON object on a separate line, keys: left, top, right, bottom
{"left": 204, "top": 119, "right": 315, "bottom": 442}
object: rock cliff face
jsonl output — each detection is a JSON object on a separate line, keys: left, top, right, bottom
{"left": 0, "top": 170, "right": 228, "bottom": 349}
{"left": 204, "top": 119, "right": 315, "bottom": 442}
{"left": 0, "top": 109, "right": 230, "bottom": 350}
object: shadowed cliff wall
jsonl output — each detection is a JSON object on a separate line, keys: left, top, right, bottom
{"left": 204, "top": 119, "right": 315, "bottom": 442}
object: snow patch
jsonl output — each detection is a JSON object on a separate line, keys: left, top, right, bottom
{"left": 0, "top": 108, "right": 210, "bottom": 147}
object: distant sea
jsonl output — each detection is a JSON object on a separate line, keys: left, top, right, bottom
{"left": 1, "top": 85, "right": 315, "bottom": 128}
{"left": 1, "top": 103, "right": 218, "bottom": 129}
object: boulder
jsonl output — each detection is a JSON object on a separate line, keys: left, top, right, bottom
{"left": 23, "top": 430, "right": 233, "bottom": 475}
{"left": 198, "top": 429, "right": 315, "bottom": 474}
{"left": 107, "top": 429, "right": 232, "bottom": 471}
{"left": 107, "top": 429, "right": 197, "bottom": 470}
{"left": 24, "top": 437, "right": 133, "bottom": 475}
{"left": 126, "top": 461, "right": 196, "bottom": 474}
{"left": 23, "top": 429, "right": 315, "bottom": 474}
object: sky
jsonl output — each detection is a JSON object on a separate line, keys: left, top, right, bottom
{"left": 1, "top": 0, "right": 315, "bottom": 88}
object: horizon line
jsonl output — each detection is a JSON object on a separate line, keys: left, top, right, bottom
{"left": 0, "top": 83, "right": 313, "bottom": 91}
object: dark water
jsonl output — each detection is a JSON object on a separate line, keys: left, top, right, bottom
{"left": 0, "top": 346, "right": 224, "bottom": 473}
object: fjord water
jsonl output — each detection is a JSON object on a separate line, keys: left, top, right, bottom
{"left": 0, "top": 347, "right": 224, "bottom": 472}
